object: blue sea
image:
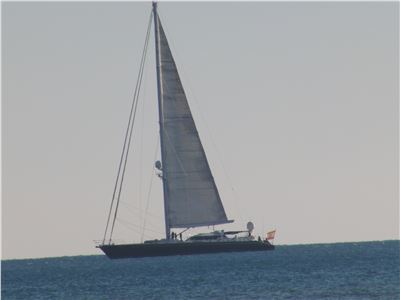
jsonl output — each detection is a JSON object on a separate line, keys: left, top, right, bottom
{"left": 2, "top": 241, "right": 399, "bottom": 299}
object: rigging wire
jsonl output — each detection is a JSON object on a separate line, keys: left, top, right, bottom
{"left": 109, "top": 12, "right": 153, "bottom": 243}
{"left": 103, "top": 11, "right": 153, "bottom": 244}
{"left": 137, "top": 23, "right": 153, "bottom": 228}
{"left": 117, "top": 218, "right": 164, "bottom": 235}
{"left": 138, "top": 54, "right": 148, "bottom": 229}
{"left": 141, "top": 137, "right": 160, "bottom": 242}
{"left": 119, "top": 201, "right": 165, "bottom": 232}
{"left": 119, "top": 200, "right": 162, "bottom": 220}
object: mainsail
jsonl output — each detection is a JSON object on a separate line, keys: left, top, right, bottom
{"left": 154, "top": 9, "right": 231, "bottom": 231}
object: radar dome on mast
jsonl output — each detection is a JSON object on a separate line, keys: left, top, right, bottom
{"left": 247, "top": 221, "right": 254, "bottom": 233}
{"left": 155, "top": 160, "right": 162, "bottom": 170}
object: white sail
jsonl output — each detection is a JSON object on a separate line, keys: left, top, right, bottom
{"left": 156, "top": 15, "right": 231, "bottom": 229}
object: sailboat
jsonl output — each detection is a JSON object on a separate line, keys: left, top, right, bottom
{"left": 97, "top": 2, "right": 274, "bottom": 259}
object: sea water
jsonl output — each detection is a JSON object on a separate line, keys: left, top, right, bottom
{"left": 2, "top": 241, "right": 399, "bottom": 299}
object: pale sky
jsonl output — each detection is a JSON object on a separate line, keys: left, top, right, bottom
{"left": 2, "top": 2, "right": 399, "bottom": 259}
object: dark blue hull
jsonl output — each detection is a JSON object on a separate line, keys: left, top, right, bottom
{"left": 98, "top": 240, "right": 274, "bottom": 259}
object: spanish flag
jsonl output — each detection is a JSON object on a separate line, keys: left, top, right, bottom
{"left": 266, "top": 230, "right": 276, "bottom": 241}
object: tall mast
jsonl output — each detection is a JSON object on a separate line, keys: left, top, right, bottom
{"left": 153, "top": 2, "right": 170, "bottom": 240}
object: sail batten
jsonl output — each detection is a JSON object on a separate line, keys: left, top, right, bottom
{"left": 156, "top": 14, "right": 230, "bottom": 229}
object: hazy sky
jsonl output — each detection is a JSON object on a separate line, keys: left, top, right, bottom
{"left": 3, "top": 2, "right": 398, "bottom": 259}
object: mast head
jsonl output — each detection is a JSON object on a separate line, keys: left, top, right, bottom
{"left": 152, "top": 1, "right": 157, "bottom": 10}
